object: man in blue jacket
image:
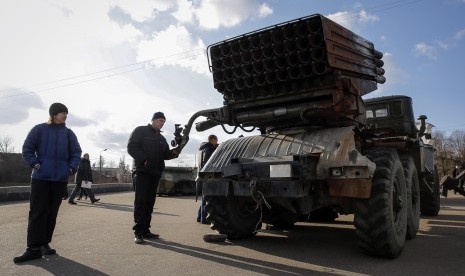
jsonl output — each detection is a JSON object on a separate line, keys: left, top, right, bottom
{"left": 14, "top": 102, "right": 82, "bottom": 263}
{"left": 127, "top": 112, "right": 180, "bottom": 244}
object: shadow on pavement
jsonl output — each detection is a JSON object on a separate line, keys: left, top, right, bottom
{"left": 145, "top": 238, "right": 354, "bottom": 275}
{"left": 17, "top": 254, "right": 109, "bottom": 276}
{"left": 68, "top": 201, "right": 179, "bottom": 217}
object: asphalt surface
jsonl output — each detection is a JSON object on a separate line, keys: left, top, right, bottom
{"left": 1, "top": 192, "right": 465, "bottom": 276}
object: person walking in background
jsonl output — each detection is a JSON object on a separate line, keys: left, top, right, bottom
{"left": 127, "top": 112, "right": 181, "bottom": 244}
{"left": 197, "top": 134, "right": 219, "bottom": 224}
{"left": 14, "top": 103, "right": 82, "bottom": 263}
{"left": 68, "top": 153, "right": 100, "bottom": 205}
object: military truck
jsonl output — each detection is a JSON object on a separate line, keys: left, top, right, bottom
{"left": 171, "top": 14, "right": 438, "bottom": 258}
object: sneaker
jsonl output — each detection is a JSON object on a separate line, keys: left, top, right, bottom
{"left": 134, "top": 234, "right": 144, "bottom": 244}
{"left": 91, "top": 198, "right": 100, "bottom": 204}
{"left": 13, "top": 248, "right": 42, "bottom": 263}
{"left": 143, "top": 232, "right": 160, "bottom": 239}
{"left": 68, "top": 201, "right": 77, "bottom": 205}
{"left": 41, "top": 244, "right": 56, "bottom": 255}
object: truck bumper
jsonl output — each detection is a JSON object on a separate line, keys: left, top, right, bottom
{"left": 202, "top": 178, "right": 308, "bottom": 197}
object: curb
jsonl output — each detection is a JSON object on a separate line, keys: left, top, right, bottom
{"left": 0, "top": 183, "right": 133, "bottom": 202}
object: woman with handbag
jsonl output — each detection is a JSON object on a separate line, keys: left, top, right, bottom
{"left": 68, "top": 153, "right": 100, "bottom": 204}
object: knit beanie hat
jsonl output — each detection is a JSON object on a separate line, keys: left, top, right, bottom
{"left": 49, "top": 103, "right": 68, "bottom": 116}
{"left": 152, "top": 112, "right": 166, "bottom": 120}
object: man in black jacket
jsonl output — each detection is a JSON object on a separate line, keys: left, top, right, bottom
{"left": 127, "top": 112, "right": 180, "bottom": 244}
{"left": 197, "top": 135, "right": 219, "bottom": 224}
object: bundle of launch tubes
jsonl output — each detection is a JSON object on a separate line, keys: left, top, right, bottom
{"left": 208, "top": 14, "right": 385, "bottom": 103}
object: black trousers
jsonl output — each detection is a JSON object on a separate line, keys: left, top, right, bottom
{"left": 27, "top": 179, "right": 67, "bottom": 248}
{"left": 133, "top": 172, "right": 160, "bottom": 235}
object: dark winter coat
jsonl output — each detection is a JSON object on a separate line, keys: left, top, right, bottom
{"left": 75, "top": 158, "right": 93, "bottom": 184}
{"left": 199, "top": 142, "right": 218, "bottom": 168}
{"left": 127, "top": 124, "right": 175, "bottom": 176}
{"left": 22, "top": 123, "right": 82, "bottom": 182}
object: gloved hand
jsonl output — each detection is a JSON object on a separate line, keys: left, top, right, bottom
{"left": 171, "top": 147, "right": 182, "bottom": 157}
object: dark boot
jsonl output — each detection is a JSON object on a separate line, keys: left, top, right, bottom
{"left": 41, "top": 244, "right": 56, "bottom": 255}
{"left": 88, "top": 189, "right": 100, "bottom": 204}
{"left": 13, "top": 248, "right": 42, "bottom": 263}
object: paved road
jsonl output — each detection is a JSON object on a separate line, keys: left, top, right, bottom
{"left": 1, "top": 192, "right": 465, "bottom": 275}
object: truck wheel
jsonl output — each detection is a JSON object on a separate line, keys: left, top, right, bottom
{"left": 355, "top": 148, "right": 407, "bottom": 258}
{"left": 401, "top": 157, "right": 420, "bottom": 239}
{"left": 420, "top": 165, "right": 440, "bottom": 216}
{"left": 205, "top": 195, "right": 261, "bottom": 240}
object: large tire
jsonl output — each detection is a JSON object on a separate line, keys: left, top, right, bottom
{"left": 355, "top": 149, "right": 407, "bottom": 258}
{"left": 401, "top": 156, "right": 421, "bottom": 239}
{"left": 420, "top": 165, "right": 440, "bottom": 216}
{"left": 205, "top": 195, "right": 261, "bottom": 240}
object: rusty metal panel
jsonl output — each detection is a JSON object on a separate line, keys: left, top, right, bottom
{"left": 328, "top": 178, "right": 371, "bottom": 198}
{"left": 203, "top": 126, "right": 375, "bottom": 181}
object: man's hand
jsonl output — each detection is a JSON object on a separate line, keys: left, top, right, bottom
{"left": 171, "top": 147, "right": 182, "bottom": 157}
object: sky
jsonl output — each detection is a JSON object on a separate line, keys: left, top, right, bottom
{"left": 1, "top": 0, "right": 464, "bottom": 168}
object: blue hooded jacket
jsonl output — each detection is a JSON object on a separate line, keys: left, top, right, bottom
{"left": 22, "top": 123, "right": 82, "bottom": 182}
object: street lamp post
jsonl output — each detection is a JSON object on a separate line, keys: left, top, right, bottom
{"left": 99, "top": 149, "right": 107, "bottom": 175}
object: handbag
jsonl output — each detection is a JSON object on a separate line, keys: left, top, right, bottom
{"left": 81, "top": 181, "right": 92, "bottom": 189}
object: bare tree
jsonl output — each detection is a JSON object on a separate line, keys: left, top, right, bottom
{"left": 447, "top": 130, "right": 465, "bottom": 161}
{"left": 433, "top": 130, "right": 452, "bottom": 176}
{"left": 107, "top": 160, "right": 117, "bottom": 168}
{"left": 0, "top": 135, "right": 15, "bottom": 153}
